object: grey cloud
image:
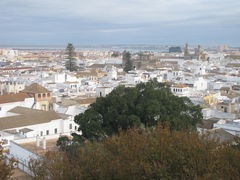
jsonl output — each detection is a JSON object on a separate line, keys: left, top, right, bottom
{"left": 0, "top": 0, "right": 239, "bottom": 45}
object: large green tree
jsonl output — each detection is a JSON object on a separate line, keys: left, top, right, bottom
{"left": 122, "top": 51, "right": 133, "bottom": 72}
{"left": 74, "top": 79, "right": 203, "bottom": 142}
{"left": 65, "top": 43, "right": 77, "bottom": 72}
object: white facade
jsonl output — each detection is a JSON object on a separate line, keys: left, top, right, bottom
{"left": 1, "top": 116, "right": 78, "bottom": 148}
{"left": 0, "top": 106, "right": 80, "bottom": 176}
{"left": 202, "top": 108, "right": 236, "bottom": 120}
{"left": 8, "top": 141, "right": 39, "bottom": 175}
{"left": 107, "top": 66, "right": 117, "bottom": 80}
{"left": 96, "top": 87, "right": 113, "bottom": 97}
{"left": 195, "top": 65, "right": 206, "bottom": 75}
{"left": 2, "top": 49, "right": 19, "bottom": 58}
{"left": 214, "top": 120, "right": 240, "bottom": 136}
{"left": 54, "top": 73, "right": 66, "bottom": 83}
{"left": 171, "top": 86, "right": 191, "bottom": 97}
{"left": 0, "top": 81, "right": 25, "bottom": 95}
{"left": 0, "top": 131, "right": 14, "bottom": 148}
{"left": 7, "top": 118, "right": 77, "bottom": 138}
{"left": 66, "top": 74, "right": 78, "bottom": 82}
{"left": 0, "top": 98, "right": 34, "bottom": 116}
{"left": 194, "top": 77, "right": 208, "bottom": 91}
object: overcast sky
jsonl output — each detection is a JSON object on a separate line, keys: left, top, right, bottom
{"left": 0, "top": 0, "right": 239, "bottom": 46}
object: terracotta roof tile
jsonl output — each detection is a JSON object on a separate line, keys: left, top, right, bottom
{"left": 21, "top": 83, "right": 50, "bottom": 94}
{"left": 172, "top": 84, "right": 188, "bottom": 88}
{"left": 0, "top": 93, "right": 30, "bottom": 104}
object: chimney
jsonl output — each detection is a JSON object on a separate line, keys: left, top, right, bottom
{"left": 42, "top": 137, "right": 46, "bottom": 150}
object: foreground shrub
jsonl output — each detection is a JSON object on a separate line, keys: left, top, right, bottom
{"left": 30, "top": 125, "right": 240, "bottom": 180}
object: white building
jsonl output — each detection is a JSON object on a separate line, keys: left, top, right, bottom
{"left": 214, "top": 119, "right": 240, "bottom": 136}
{"left": 1, "top": 49, "right": 19, "bottom": 58}
{"left": 0, "top": 93, "right": 34, "bottom": 116}
{"left": 106, "top": 66, "right": 117, "bottom": 80}
{"left": 96, "top": 87, "right": 113, "bottom": 97}
{"left": 54, "top": 73, "right": 66, "bottom": 83}
{"left": 0, "top": 106, "right": 79, "bottom": 175}
{"left": 171, "top": 84, "right": 191, "bottom": 97}
{"left": 0, "top": 106, "right": 78, "bottom": 148}
{"left": 202, "top": 108, "right": 236, "bottom": 120}
{"left": 193, "top": 77, "right": 208, "bottom": 91}
{"left": 0, "top": 81, "right": 25, "bottom": 95}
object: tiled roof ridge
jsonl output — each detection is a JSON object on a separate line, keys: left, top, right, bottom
{"left": 21, "top": 83, "right": 50, "bottom": 94}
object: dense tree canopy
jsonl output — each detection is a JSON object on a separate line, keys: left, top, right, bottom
{"left": 30, "top": 126, "right": 240, "bottom": 180}
{"left": 74, "top": 79, "right": 203, "bottom": 142}
{"left": 65, "top": 43, "right": 77, "bottom": 72}
{"left": 122, "top": 51, "right": 133, "bottom": 72}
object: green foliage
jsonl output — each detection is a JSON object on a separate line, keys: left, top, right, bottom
{"left": 74, "top": 79, "right": 203, "bottom": 142}
{"left": 56, "top": 136, "right": 80, "bottom": 159}
{"left": 111, "top": 52, "right": 119, "bottom": 57}
{"left": 123, "top": 51, "right": 133, "bottom": 72}
{"left": 65, "top": 43, "right": 77, "bottom": 72}
{"left": 56, "top": 136, "right": 71, "bottom": 151}
{"left": 30, "top": 126, "right": 240, "bottom": 180}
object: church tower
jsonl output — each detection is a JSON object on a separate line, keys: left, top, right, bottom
{"left": 184, "top": 43, "right": 189, "bottom": 59}
{"left": 21, "top": 83, "right": 53, "bottom": 111}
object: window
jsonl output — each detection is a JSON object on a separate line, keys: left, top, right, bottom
{"left": 2, "top": 139, "right": 8, "bottom": 145}
{"left": 43, "top": 93, "right": 46, "bottom": 98}
{"left": 54, "top": 128, "right": 57, "bottom": 134}
{"left": 224, "top": 107, "right": 228, "bottom": 113}
{"left": 75, "top": 126, "right": 77, "bottom": 130}
{"left": 42, "top": 105, "right": 46, "bottom": 111}
{"left": 69, "top": 124, "right": 72, "bottom": 130}
{"left": 46, "top": 130, "right": 49, "bottom": 135}
{"left": 40, "top": 131, "right": 43, "bottom": 136}
{"left": 47, "top": 93, "right": 50, "bottom": 97}
{"left": 38, "top": 94, "right": 41, "bottom": 98}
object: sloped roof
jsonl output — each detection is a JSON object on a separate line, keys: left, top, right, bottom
{"left": 197, "top": 119, "right": 219, "bottom": 130}
{"left": 0, "top": 93, "right": 30, "bottom": 104}
{"left": 75, "top": 97, "right": 96, "bottom": 105}
{"left": 58, "top": 98, "right": 97, "bottom": 107}
{"left": 207, "top": 128, "right": 235, "bottom": 143}
{"left": 0, "top": 107, "right": 64, "bottom": 130}
{"left": 21, "top": 83, "right": 50, "bottom": 94}
{"left": 76, "top": 70, "right": 102, "bottom": 78}
{"left": 225, "top": 92, "right": 240, "bottom": 99}
{"left": 172, "top": 84, "right": 188, "bottom": 88}
{"left": 58, "top": 99, "right": 79, "bottom": 107}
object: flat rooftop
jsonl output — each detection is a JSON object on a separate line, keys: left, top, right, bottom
{"left": 19, "top": 138, "right": 59, "bottom": 156}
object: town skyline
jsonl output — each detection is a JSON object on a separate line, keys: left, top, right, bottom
{"left": 1, "top": 1, "right": 240, "bottom": 179}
